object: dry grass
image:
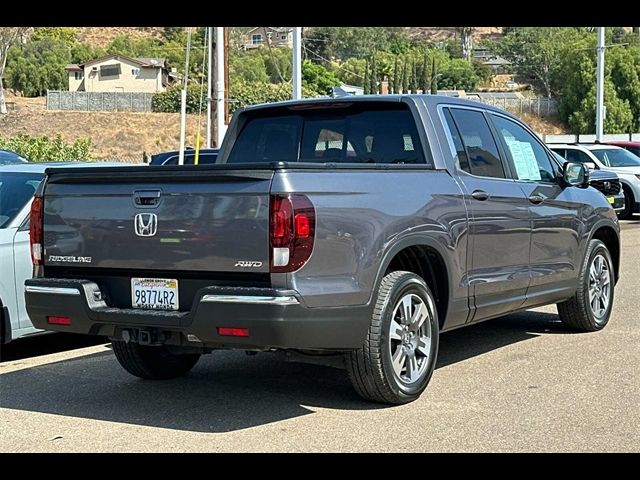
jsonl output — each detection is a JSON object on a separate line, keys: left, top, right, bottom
{"left": 74, "top": 27, "right": 164, "bottom": 49}
{"left": 0, "top": 96, "right": 208, "bottom": 162}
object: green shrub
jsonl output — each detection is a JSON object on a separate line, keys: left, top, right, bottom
{"left": 152, "top": 84, "right": 203, "bottom": 113}
{"left": 0, "top": 134, "right": 92, "bottom": 162}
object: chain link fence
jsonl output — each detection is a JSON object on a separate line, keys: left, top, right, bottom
{"left": 473, "top": 96, "right": 558, "bottom": 117}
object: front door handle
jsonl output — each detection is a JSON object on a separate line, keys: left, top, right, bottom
{"left": 471, "top": 190, "right": 490, "bottom": 201}
{"left": 529, "top": 194, "right": 544, "bottom": 205}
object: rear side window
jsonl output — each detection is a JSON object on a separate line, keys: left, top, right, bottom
{"left": 449, "top": 108, "right": 505, "bottom": 178}
{"left": 564, "top": 148, "right": 593, "bottom": 165}
{"left": 225, "top": 104, "right": 428, "bottom": 165}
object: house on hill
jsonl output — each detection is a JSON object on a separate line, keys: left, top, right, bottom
{"left": 245, "top": 27, "right": 293, "bottom": 49}
{"left": 65, "top": 55, "right": 174, "bottom": 93}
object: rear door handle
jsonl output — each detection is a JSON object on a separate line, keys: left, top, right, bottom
{"left": 529, "top": 194, "right": 544, "bottom": 205}
{"left": 471, "top": 190, "right": 489, "bottom": 201}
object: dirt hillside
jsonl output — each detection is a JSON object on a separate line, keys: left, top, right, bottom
{"left": 0, "top": 96, "right": 208, "bottom": 162}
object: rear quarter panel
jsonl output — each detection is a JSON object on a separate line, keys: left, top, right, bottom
{"left": 271, "top": 169, "right": 469, "bottom": 317}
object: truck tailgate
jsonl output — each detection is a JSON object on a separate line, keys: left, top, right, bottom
{"left": 42, "top": 167, "right": 273, "bottom": 273}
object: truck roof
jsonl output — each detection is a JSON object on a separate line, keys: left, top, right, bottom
{"left": 241, "top": 94, "right": 520, "bottom": 120}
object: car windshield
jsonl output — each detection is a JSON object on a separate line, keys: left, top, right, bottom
{"left": 0, "top": 150, "right": 28, "bottom": 165}
{"left": 0, "top": 172, "right": 43, "bottom": 228}
{"left": 591, "top": 148, "right": 640, "bottom": 167}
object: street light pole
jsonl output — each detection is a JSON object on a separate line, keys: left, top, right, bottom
{"left": 595, "top": 27, "right": 605, "bottom": 142}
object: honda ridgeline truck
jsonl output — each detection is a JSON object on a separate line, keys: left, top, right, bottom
{"left": 25, "top": 96, "right": 620, "bottom": 404}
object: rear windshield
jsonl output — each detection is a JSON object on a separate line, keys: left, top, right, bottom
{"left": 225, "top": 103, "right": 428, "bottom": 165}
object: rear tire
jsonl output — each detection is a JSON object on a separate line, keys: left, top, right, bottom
{"left": 557, "top": 239, "right": 615, "bottom": 332}
{"left": 346, "top": 271, "right": 439, "bottom": 405}
{"left": 112, "top": 341, "right": 200, "bottom": 380}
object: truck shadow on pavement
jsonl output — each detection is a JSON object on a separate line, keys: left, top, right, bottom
{"left": 1, "top": 310, "right": 572, "bottom": 433}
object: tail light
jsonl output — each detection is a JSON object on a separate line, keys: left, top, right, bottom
{"left": 30, "top": 196, "right": 44, "bottom": 266}
{"left": 270, "top": 194, "right": 315, "bottom": 273}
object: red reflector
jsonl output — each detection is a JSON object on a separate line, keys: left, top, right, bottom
{"left": 47, "top": 316, "right": 71, "bottom": 325}
{"left": 217, "top": 327, "right": 249, "bottom": 337}
{"left": 294, "top": 213, "right": 310, "bottom": 238}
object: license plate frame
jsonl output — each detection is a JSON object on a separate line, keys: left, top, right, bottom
{"left": 131, "top": 277, "right": 179, "bottom": 311}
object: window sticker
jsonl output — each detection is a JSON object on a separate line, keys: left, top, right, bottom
{"left": 505, "top": 138, "right": 541, "bottom": 181}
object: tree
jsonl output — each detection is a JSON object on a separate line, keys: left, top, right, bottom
{"left": 5, "top": 38, "right": 71, "bottom": 97}
{"left": 402, "top": 58, "right": 410, "bottom": 94}
{"left": 391, "top": 57, "right": 399, "bottom": 94}
{"left": 370, "top": 55, "right": 378, "bottom": 94}
{"left": 410, "top": 60, "right": 418, "bottom": 94}
{"left": 0, "top": 27, "right": 29, "bottom": 114}
{"left": 439, "top": 59, "right": 479, "bottom": 91}
{"left": 430, "top": 56, "right": 438, "bottom": 94}
{"left": 302, "top": 60, "right": 340, "bottom": 95}
{"left": 494, "top": 27, "right": 591, "bottom": 98}
{"left": 363, "top": 59, "right": 370, "bottom": 94}
{"left": 419, "top": 52, "right": 430, "bottom": 93}
{"left": 457, "top": 27, "right": 475, "bottom": 61}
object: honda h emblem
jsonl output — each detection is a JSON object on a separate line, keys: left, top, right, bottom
{"left": 134, "top": 213, "right": 158, "bottom": 237}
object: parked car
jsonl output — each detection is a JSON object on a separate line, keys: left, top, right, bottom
{"left": 25, "top": 96, "right": 619, "bottom": 404}
{"left": 550, "top": 152, "right": 625, "bottom": 214}
{"left": 0, "top": 162, "right": 127, "bottom": 344}
{"left": 549, "top": 143, "right": 640, "bottom": 219}
{"left": 0, "top": 149, "right": 28, "bottom": 165}
{"left": 149, "top": 148, "right": 219, "bottom": 165}
{"left": 604, "top": 140, "right": 640, "bottom": 158}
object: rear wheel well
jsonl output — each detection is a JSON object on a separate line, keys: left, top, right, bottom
{"left": 385, "top": 246, "right": 449, "bottom": 328}
{"left": 592, "top": 226, "right": 620, "bottom": 281}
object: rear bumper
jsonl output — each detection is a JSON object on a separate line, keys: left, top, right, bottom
{"left": 24, "top": 278, "right": 370, "bottom": 350}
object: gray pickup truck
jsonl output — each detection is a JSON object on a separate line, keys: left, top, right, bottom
{"left": 25, "top": 96, "right": 620, "bottom": 404}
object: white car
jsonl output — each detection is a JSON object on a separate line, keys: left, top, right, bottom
{"left": 1, "top": 162, "right": 125, "bottom": 344}
{"left": 549, "top": 144, "right": 640, "bottom": 219}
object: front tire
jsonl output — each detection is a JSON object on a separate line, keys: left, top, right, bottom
{"left": 557, "top": 239, "right": 615, "bottom": 331}
{"left": 346, "top": 271, "right": 439, "bottom": 405}
{"left": 112, "top": 341, "right": 200, "bottom": 380}
{"left": 619, "top": 185, "right": 635, "bottom": 220}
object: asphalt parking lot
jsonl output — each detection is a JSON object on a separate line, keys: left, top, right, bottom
{"left": 1, "top": 217, "right": 638, "bottom": 452}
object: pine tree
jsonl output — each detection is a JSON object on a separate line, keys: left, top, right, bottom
{"left": 392, "top": 57, "right": 399, "bottom": 94}
{"left": 402, "top": 58, "right": 409, "bottom": 94}
{"left": 430, "top": 56, "right": 438, "bottom": 95}
{"left": 363, "top": 59, "right": 370, "bottom": 95}
{"left": 410, "top": 60, "right": 418, "bottom": 94}
{"left": 420, "top": 52, "right": 430, "bottom": 94}
{"left": 370, "top": 55, "right": 378, "bottom": 94}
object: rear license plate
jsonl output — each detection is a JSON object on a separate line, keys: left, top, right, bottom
{"left": 131, "top": 278, "right": 179, "bottom": 310}
{"left": 607, "top": 197, "right": 615, "bottom": 204}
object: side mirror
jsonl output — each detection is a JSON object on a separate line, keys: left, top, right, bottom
{"left": 563, "top": 162, "right": 590, "bottom": 188}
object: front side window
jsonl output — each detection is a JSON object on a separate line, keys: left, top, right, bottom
{"left": 491, "top": 114, "right": 556, "bottom": 183}
{"left": 591, "top": 148, "right": 640, "bottom": 168}
{"left": 450, "top": 108, "right": 505, "bottom": 178}
{"left": 226, "top": 104, "right": 427, "bottom": 165}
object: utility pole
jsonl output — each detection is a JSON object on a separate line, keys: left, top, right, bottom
{"left": 292, "top": 27, "right": 302, "bottom": 100}
{"left": 206, "top": 27, "right": 213, "bottom": 149}
{"left": 215, "top": 27, "right": 225, "bottom": 147}
{"left": 178, "top": 27, "right": 192, "bottom": 165}
{"left": 596, "top": 27, "right": 605, "bottom": 142}
{"left": 207, "top": 27, "right": 213, "bottom": 148}
{"left": 224, "top": 27, "right": 230, "bottom": 125}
